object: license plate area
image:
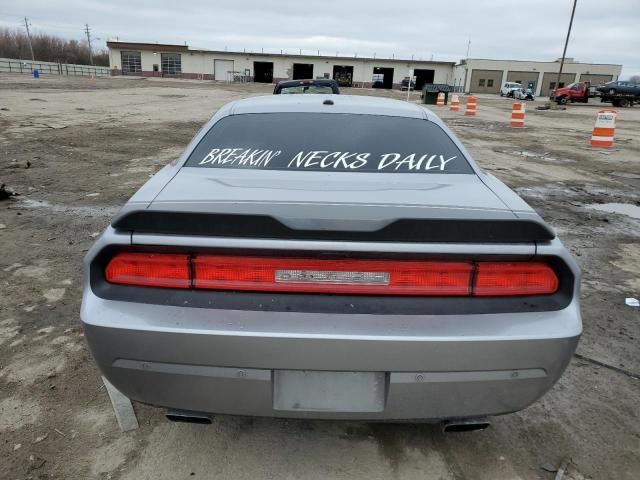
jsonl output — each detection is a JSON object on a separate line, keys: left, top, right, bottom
{"left": 273, "top": 370, "right": 386, "bottom": 412}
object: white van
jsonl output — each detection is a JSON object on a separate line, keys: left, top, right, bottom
{"left": 500, "top": 82, "right": 523, "bottom": 97}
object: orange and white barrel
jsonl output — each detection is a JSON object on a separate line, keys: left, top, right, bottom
{"left": 449, "top": 94, "right": 460, "bottom": 111}
{"left": 590, "top": 110, "right": 617, "bottom": 148}
{"left": 510, "top": 102, "right": 525, "bottom": 127}
{"left": 465, "top": 96, "right": 477, "bottom": 116}
{"left": 436, "top": 92, "right": 445, "bottom": 107}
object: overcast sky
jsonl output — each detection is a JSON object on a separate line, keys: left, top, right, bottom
{"left": 2, "top": 0, "right": 638, "bottom": 77}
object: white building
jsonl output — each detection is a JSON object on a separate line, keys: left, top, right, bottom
{"left": 107, "top": 41, "right": 622, "bottom": 95}
{"left": 107, "top": 41, "right": 454, "bottom": 90}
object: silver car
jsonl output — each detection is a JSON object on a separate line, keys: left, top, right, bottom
{"left": 81, "top": 95, "right": 581, "bottom": 428}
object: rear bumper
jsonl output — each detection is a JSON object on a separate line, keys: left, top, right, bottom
{"left": 81, "top": 292, "right": 581, "bottom": 421}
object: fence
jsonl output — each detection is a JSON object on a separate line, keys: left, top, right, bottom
{"left": 0, "top": 58, "right": 110, "bottom": 77}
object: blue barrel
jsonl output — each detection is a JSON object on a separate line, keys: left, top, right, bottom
{"left": 33, "top": 69, "right": 39, "bottom": 78}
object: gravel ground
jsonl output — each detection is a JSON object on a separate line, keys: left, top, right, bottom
{"left": 1, "top": 74, "right": 639, "bottom": 480}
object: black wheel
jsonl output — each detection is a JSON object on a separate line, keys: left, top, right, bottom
{"left": 558, "top": 96, "right": 568, "bottom": 105}
{"left": 608, "top": 88, "right": 616, "bottom": 95}
{"left": 618, "top": 98, "right": 630, "bottom": 108}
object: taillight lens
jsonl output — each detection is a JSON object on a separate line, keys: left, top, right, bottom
{"left": 104, "top": 253, "right": 559, "bottom": 296}
{"left": 193, "top": 256, "right": 472, "bottom": 295}
{"left": 475, "top": 262, "right": 558, "bottom": 296}
{"left": 105, "top": 253, "right": 190, "bottom": 288}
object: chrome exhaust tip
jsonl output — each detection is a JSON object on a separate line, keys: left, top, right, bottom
{"left": 441, "top": 417, "right": 490, "bottom": 433}
{"left": 166, "top": 409, "right": 213, "bottom": 424}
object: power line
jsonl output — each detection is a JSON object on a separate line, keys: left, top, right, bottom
{"left": 84, "top": 23, "right": 93, "bottom": 65}
{"left": 23, "top": 17, "right": 35, "bottom": 61}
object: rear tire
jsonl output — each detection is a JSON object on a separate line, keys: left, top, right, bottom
{"left": 618, "top": 98, "right": 630, "bottom": 108}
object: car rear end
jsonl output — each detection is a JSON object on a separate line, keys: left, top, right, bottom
{"left": 81, "top": 96, "right": 581, "bottom": 422}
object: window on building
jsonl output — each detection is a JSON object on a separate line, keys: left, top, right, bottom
{"left": 478, "top": 79, "right": 485, "bottom": 87}
{"left": 121, "top": 51, "right": 142, "bottom": 73}
{"left": 161, "top": 53, "right": 182, "bottom": 75}
{"left": 153, "top": 64, "right": 159, "bottom": 72}
{"left": 487, "top": 79, "right": 494, "bottom": 87}
{"left": 549, "top": 82, "right": 556, "bottom": 90}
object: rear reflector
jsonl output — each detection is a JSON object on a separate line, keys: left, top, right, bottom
{"left": 105, "top": 253, "right": 190, "bottom": 288}
{"left": 193, "top": 256, "right": 472, "bottom": 295}
{"left": 104, "top": 253, "right": 559, "bottom": 296}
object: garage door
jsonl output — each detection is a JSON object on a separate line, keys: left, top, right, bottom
{"left": 506, "top": 71, "right": 540, "bottom": 91}
{"left": 540, "top": 72, "right": 576, "bottom": 96}
{"left": 578, "top": 74, "right": 613, "bottom": 87}
{"left": 214, "top": 59, "right": 234, "bottom": 81}
{"left": 469, "top": 70, "right": 502, "bottom": 94}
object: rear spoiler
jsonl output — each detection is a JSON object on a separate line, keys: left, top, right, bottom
{"left": 112, "top": 211, "right": 555, "bottom": 243}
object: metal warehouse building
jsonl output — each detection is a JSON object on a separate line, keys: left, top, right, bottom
{"left": 453, "top": 58, "right": 622, "bottom": 97}
{"left": 107, "top": 41, "right": 454, "bottom": 90}
{"left": 107, "top": 41, "right": 622, "bottom": 95}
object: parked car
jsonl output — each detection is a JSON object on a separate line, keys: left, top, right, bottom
{"left": 82, "top": 95, "right": 581, "bottom": 427}
{"left": 500, "top": 82, "right": 523, "bottom": 97}
{"left": 596, "top": 80, "right": 640, "bottom": 96}
{"left": 274, "top": 79, "right": 340, "bottom": 94}
{"left": 513, "top": 88, "right": 535, "bottom": 101}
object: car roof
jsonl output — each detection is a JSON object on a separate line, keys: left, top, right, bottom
{"left": 228, "top": 94, "right": 430, "bottom": 119}
{"left": 276, "top": 78, "right": 337, "bottom": 87}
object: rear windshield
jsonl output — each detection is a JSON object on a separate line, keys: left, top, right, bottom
{"left": 184, "top": 113, "right": 472, "bottom": 174}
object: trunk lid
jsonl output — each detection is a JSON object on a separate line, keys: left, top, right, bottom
{"left": 151, "top": 168, "right": 513, "bottom": 228}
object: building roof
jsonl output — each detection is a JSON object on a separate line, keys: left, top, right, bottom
{"left": 457, "top": 57, "right": 622, "bottom": 67}
{"left": 106, "top": 41, "right": 188, "bottom": 53}
{"left": 105, "top": 41, "right": 456, "bottom": 65}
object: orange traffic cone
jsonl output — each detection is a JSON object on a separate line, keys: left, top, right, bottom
{"left": 464, "top": 96, "right": 477, "bottom": 116}
{"left": 436, "top": 92, "right": 445, "bottom": 107}
{"left": 590, "top": 110, "right": 617, "bottom": 148}
{"left": 510, "top": 102, "right": 525, "bottom": 127}
{"left": 449, "top": 94, "right": 460, "bottom": 111}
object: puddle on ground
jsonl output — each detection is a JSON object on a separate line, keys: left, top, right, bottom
{"left": 586, "top": 203, "right": 640, "bottom": 219}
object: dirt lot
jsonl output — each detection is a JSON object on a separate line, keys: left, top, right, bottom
{"left": 1, "top": 74, "right": 639, "bottom": 480}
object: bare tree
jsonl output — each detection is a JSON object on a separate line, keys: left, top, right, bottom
{"left": 629, "top": 74, "right": 640, "bottom": 83}
{"left": 0, "top": 27, "right": 109, "bottom": 66}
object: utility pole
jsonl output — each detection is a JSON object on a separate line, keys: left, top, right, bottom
{"left": 555, "top": 0, "right": 578, "bottom": 91}
{"left": 84, "top": 23, "right": 93, "bottom": 65}
{"left": 463, "top": 38, "right": 471, "bottom": 94}
{"left": 23, "top": 17, "right": 35, "bottom": 61}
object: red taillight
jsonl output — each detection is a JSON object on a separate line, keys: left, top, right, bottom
{"left": 193, "top": 256, "right": 472, "bottom": 295}
{"left": 475, "top": 262, "right": 558, "bottom": 296}
{"left": 105, "top": 253, "right": 190, "bottom": 288}
{"left": 104, "top": 253, "right": 559, "bottom": 296}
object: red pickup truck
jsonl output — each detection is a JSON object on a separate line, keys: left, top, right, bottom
{"left": 550, "top": 82, "right": 591, "bottom": 105}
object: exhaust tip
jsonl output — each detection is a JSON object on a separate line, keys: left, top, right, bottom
{"left": 442, "top": 418, "right": 490, "bottom": 433}
{"left": 166, "top": 409, "right": 212, "bottom": 424}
